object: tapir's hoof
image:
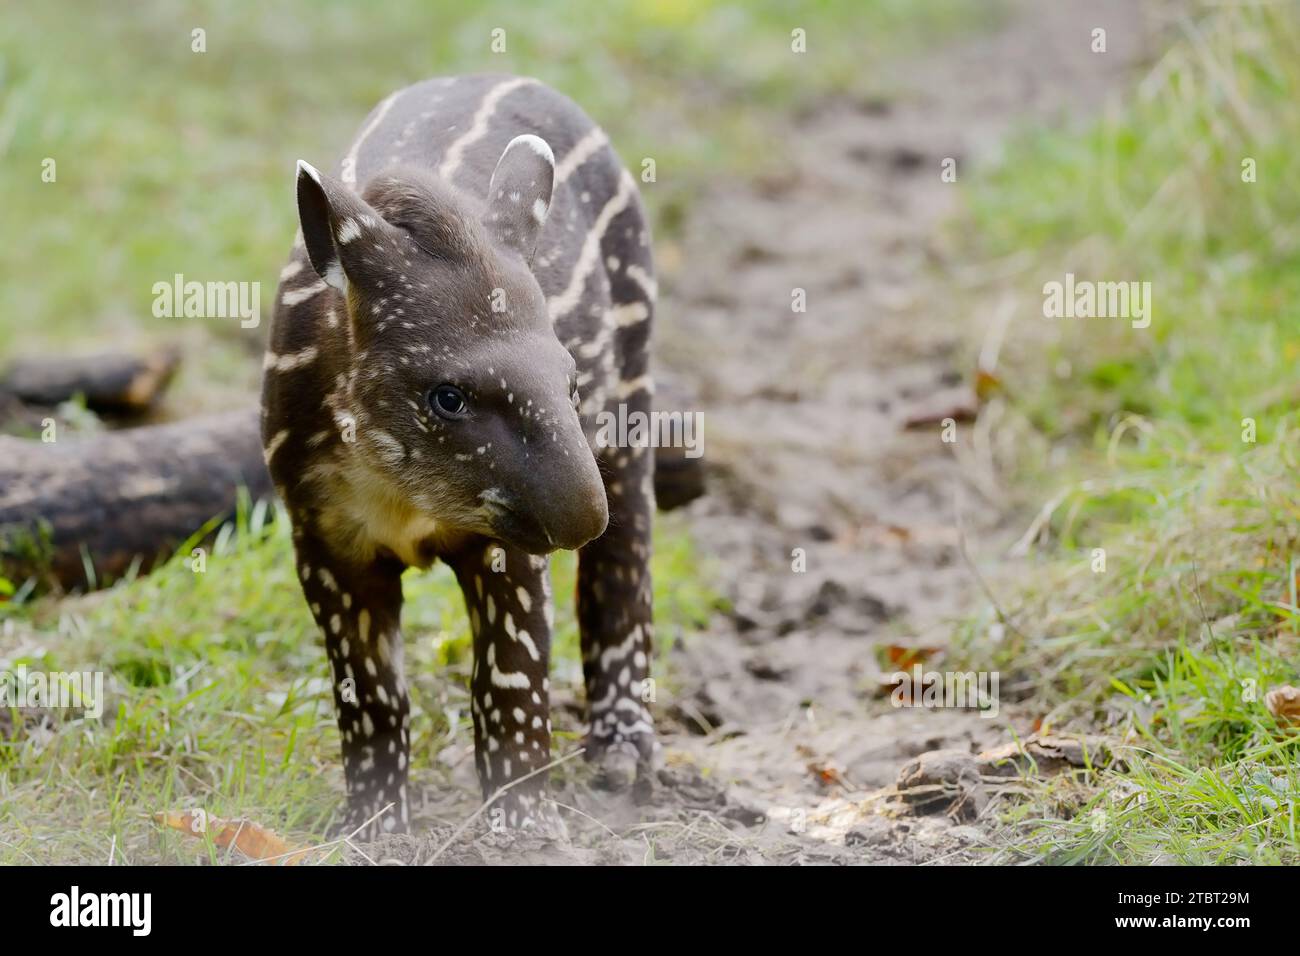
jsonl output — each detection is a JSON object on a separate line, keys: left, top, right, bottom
{"left": 528, "top": 800, "right": 570, "bottom": 842}
{"left": 490, "top": 791, "right": 569, "bottom": 842}
{"left": 597, "top": 745, "right": 639, "bottom": 790}
{"left": 586, "top": 733, "right": 661, "bottom": 799}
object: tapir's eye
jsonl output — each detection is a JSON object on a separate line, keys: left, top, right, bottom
{"left": 428, "top": 384, "right": 469, "bottom": 420}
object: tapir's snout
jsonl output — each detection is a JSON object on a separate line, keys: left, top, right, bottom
{"left": 489, "top": 473, "right": 607, "bottom": 554}
{"left": 545, "top": 456, "right": 609, "bottom": 550}
{"left": 486, "top": 415, "right": 608, "bottom": 554}
{"left": 485, "top": 337, "right": 610, "bottom": 553}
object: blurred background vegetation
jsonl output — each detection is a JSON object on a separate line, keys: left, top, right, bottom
{"left": 1, "top": 0, "right": 983, "bottom": 413}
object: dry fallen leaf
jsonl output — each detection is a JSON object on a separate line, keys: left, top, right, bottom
{"left": 1264, "top": 685, "right": 1300, "bottom": 727}
{"left": 872, "top": 645, "right": 947, "bottom": 699}
{"left": 156, "top": 810, "right": 310, "bottom": 865}
{"left": 805, "top": 761, "right": 848, "bottom": 788}
{"left": 974, "top": 368, "right": 1003, "bottom": 401}
{"left": 881, "top": 643, "right": 944, "bottom": 668}
{"left": 794, "top": 745, "right": 849, "bottom": 788}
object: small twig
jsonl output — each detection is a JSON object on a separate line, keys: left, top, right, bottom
{"left": 1008, "top": 475, "right": 1151, "bottom": 557}
{"left": 551, "top": 800, "right": 619, "bottom": 839}
{"left": 222, "top": 819, "right": 248, "bottom": 866}
{"left": 342, "top": 802, "right": 396, "bottom": 842}
{"left": 674, "top": 700, "right": 715, "bottom": 736}
{"left": 343, "top": 838, "right": 378, "bottom": 866}
{"left": 1186, "top": 514, "right": 1241, "bottom": 681}
{"left": 422, "top": 747, "right": 586, "bottom": 866}
{"left": 976, "top": 294, "right": 1015, "bottom": 377}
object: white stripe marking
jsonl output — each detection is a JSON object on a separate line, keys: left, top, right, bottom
{"left": 507, "top": 133, "right": 554, "bottom": 166}
{"left": 491, "top": 668, "right": 532, "bottom": 690}
{"left": 263, "top": 429, "right": 290, "bottom": 464}
{"left": 281, "top": 281, "right": 327, "bottom": 306}
{"left": 611, "top": 301, "right": 649, "bottom": 327}
{"left": 555, "top": 127, "right": 609, "bottom": 184}
{"left": 439, "top": 77, "right": 536, "bottom": 182}
{"left": 516, "top": 630, "right": 541, "bottom": 662}
{"left": 547, "top": 171, "right": 635, "bottom": 322}
{"left": 263, "top": 346, "right": 320, "bottom": 372}
{"left": 336, "top": 218, "right": 361, "bottom": 244}
{"left": 626, "top": 264, "right": 658, "bottom": 303}
{"left": 615, "top": 374, "right": 654, "bottom": 399}
{"left": 341, "top": 90, "right": 402, "bottom": 187}
{"left": 599, "top": 626, "right": 642, "bottom": 671}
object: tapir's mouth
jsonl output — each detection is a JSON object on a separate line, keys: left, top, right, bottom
{"left": 480, "top": 500, "right": 556, "bottom": 556}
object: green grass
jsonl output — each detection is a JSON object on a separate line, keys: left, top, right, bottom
{"left": 0, "top": 504, "right": 721, "bottom": 864}
{"left": 950, "top": 3, "right": 1300, "bottom": 863}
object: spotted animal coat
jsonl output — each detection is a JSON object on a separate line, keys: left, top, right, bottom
{"left": 260, "top": 74, "right": 657, "bottom": 838}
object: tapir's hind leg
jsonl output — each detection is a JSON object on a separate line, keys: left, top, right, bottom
{"left": 577, "top": 201, "right": 660, "bottom": 792}
{"left": 577, "top": 423, "right": 658, "bottom": 791}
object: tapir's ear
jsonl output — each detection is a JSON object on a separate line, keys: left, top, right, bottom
{"left": 295, "top": 160, "right": 392, "bottom": 293}
{"left": 482, "top": 135, "right": 555, "bottom": 262}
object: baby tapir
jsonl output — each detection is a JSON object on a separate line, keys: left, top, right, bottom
{"left": 260, "top": 74, "right": 658, "bottom": 838}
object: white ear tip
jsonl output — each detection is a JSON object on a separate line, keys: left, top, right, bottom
{"left": 508, "top": 134, "right": 554, "bottom": 167}
{"left": 296, "top": 159, "right": 322, "bottom": 184}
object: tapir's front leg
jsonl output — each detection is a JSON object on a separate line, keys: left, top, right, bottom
{"left": 443, "top": 537, "right": 565, "bottom": 838}
{"left": 292, "top": 529, "right": 411, "bottom": 839}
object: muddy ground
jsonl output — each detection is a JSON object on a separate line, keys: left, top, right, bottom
{"left": 352, "top": 1, "right": 1167, "bottom": 865}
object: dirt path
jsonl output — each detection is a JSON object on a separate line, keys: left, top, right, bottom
{"left": 375, "top": 0, "right": 1163, "bottom": 866}
{"left": 630, "top": 0, "right": 1160, "bottom": 864}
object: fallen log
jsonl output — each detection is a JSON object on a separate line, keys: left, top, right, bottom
{"left": 0, "top": 398, "right": 706, "bottom": 592}
{"left": 1, "top": 349, "right": 706, "bottom": 592}
{"left": 1, "top": 349, "right": 180, "bottom": 413}
{"left": 0, "top": 409, "right": 273, "bottom": 591}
